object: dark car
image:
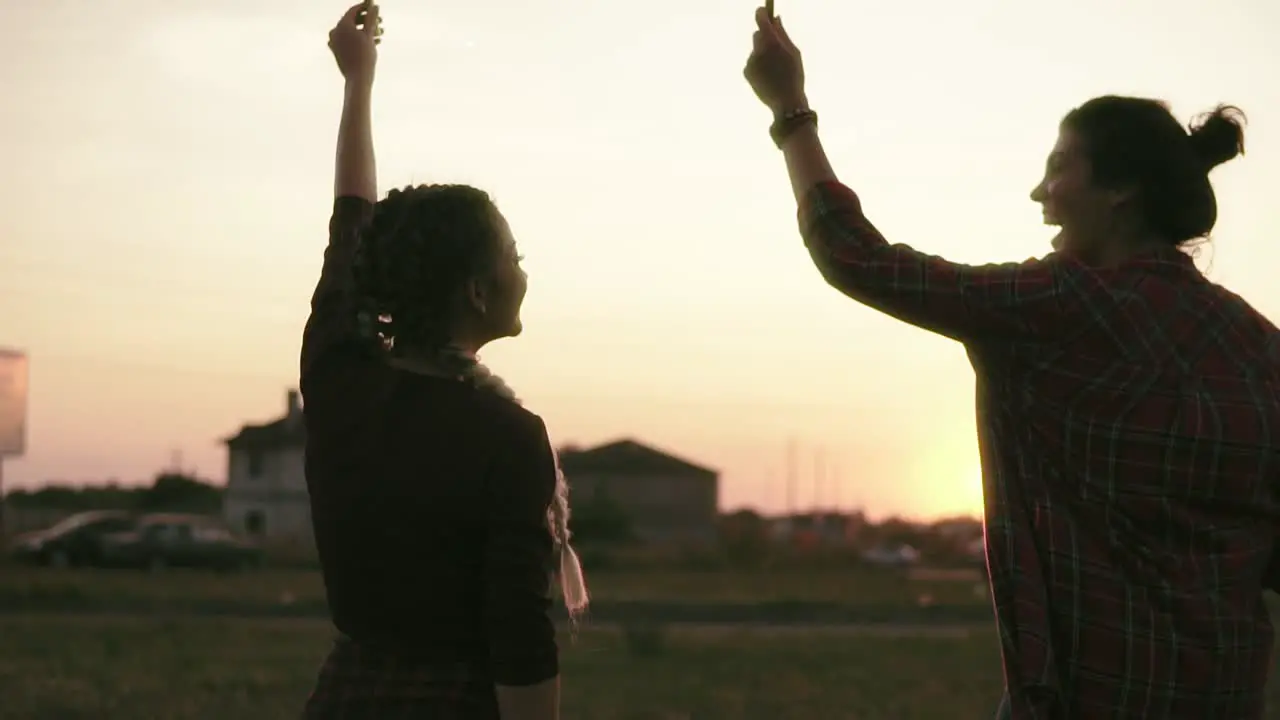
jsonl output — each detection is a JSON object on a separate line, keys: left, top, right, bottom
{"left": 9, "top": 510, "right": 137, "bottom": 567}
{"left": 98, "top": 513, "right": 263, "bottom": 572}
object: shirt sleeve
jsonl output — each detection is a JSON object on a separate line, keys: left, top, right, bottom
{"left": 1263, "top": 551, "right": 1280, "bottom": 593}
{"left": 483, "top": 412, "right": 560, "bottom": 686}
{"left": 799, "top": 181, "right": 1082, "bottom": 343}
{"left": 1269, "top": 333, "right": 1280, "bottom": 593}
{"left": 300, "top": 196, "right": 375, "bottom": 380}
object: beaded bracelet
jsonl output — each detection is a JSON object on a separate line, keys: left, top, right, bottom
{"left": 769, "top": 107, "right": 818, "bottom": 149}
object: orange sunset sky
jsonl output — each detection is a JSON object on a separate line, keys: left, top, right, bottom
{"left": 2, "top": 0, "right": 1278, "bottom": 519}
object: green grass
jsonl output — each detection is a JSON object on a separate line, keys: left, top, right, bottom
{"left": 0, "top": 615, "right": 1008, "bottom": 720}
{"left": 0, "top": 565, "right": 992, "bottom": 614}
{"left": 3, "top": 570, "right": 1280, "bottom": 719}
{"left": 11, "top": 614, "right": 1280, "bottom": 720}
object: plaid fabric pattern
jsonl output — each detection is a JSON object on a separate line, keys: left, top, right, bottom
{"left": 799, "top": 181, "right": 1280, "bottom": 719}
{"left": 302, "top": 635, "right": 500, "bottom": 719}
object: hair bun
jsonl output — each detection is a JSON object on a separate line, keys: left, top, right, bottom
{"left": 1187, "top": 105, "right": 1246, "bottom": 171}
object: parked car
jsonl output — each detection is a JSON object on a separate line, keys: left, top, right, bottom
{"left": 861, "top": 543, "right": 922, "bottom": 567}
{"left": 98, "top": 513, "right": 263, "bottom": 572}
{"left": 9, "top": 510, "right": 137, "bottom": 567}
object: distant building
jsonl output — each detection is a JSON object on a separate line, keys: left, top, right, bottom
{"left": 559, "top": 440, "right": 719, "bottom": 546}
{"left": 769, "top": 511, "right": 868, "bottom": 548}
{"left": 221, "top": 390, "right": 309, "bottom": 546}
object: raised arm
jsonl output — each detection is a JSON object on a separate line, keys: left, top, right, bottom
{"left": 332, "top": 2, "right": 378, "bottom": 202}
{"left": 744, "top": 8, "right": 1079, "bottom": 343}
{"left": 485, "top": 412, "right": 561, "bottom": 720}
{"left": 791, "top": 168, "right": 1073, "bottom": 342}
{"left": 301, "top": 4, "right": 380, "bottom": 379}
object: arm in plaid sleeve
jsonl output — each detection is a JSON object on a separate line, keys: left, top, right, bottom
{"left": 485, "top": 413, "right": 560, "bottom": 687}
{"left": 1267, "top": 332, "right": 1280, "bottom": 593}
{"left": 798, "top": 181, "right": 1079, "bottom": 343}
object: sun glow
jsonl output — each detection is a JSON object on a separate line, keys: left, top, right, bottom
{"left": 967, "top": 467, "right": 986, "bottom": 518}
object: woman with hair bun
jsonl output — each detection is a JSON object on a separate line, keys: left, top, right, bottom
{"left": 743, "top": 7, "right": 1280, "bottom": 720}
{"left": 300, "top": 5, "right": 585, "bottom": 719}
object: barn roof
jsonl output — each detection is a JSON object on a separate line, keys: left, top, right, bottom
{"left": 223, "top": 417, "right": 305, "bottom": 450}
{"left": 558, "top": 439, "right": 717, "bottom": 478}
{"left": 222, "top": 390, "right": 305, "bottom": 450}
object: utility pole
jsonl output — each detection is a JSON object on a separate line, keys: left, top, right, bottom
{"left": 171, "top": 448, "right": 187, "bottom": 476}
{"left": 0, "top": 458, "right": 6, "bottom": 552}
{"left": 785, "top": 438, "right": 798, "bottom": 518}
{"left": 831, "top": 460, "right": 841, "bottom": 511}
{"left": 814, "top": 446, "right": 826, "bottom": 512}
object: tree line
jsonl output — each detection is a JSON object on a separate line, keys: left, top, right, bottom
{"left": 4, "top": 473, "right": 224, "bottom": 515}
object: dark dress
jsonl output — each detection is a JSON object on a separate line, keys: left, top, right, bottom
{"left": 299, "top": 198, "right": 560, "bottom": 718}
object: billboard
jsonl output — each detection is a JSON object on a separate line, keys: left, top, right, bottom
{"left": 0, "top": 349, "right": 27, "bottom": 458}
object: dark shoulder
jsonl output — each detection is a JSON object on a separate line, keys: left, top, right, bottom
{"left": 301, "top": 355, "right": 391, "bottom": 438}
{"left": 468, "top": 390, "right": 550, "bottom": 452}
{"left": 468, "top": 392, "right": 556, "bottom": 504}
{"left": 1207, "top": 283, "right": 1277, "bottom": 330}
{"left": 1195, "top": 283, "right": 1280, "bottom": 366}
{"left": 379, "top": 373, "right": 551, "bottom": 453}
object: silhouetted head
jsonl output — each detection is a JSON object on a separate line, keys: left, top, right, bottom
{"left": 1030, "top": 96, "right": 1245, "bottom": 265}
{"left": 352, "top": 184, "right": 527, "bottom": 358}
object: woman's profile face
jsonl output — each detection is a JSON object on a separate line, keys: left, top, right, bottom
{"left": 449, "top": 210, "right": 528, "bottom": 349}
{"left": 1030, "top": 127, "right": 1119, "bottom": 263}
{"left": 478, "top": 214, "right": 528, "bottom": 340}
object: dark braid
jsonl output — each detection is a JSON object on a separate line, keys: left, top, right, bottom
{"left": 352, "top": 184, "right": 505, "bottom": 363}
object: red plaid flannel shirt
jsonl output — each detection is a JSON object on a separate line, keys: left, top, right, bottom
{"left": 799, "top": 181, "right": 1280, "bottom": 719}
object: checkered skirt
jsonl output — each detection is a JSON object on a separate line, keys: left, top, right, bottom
{"left": 302, "top": 635, "right": 500, "bottom": 719}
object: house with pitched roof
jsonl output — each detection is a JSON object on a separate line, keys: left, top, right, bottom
{"left": 221, "top": 390, "right": 310, "bottom": 546}
{"left": 559, "top": 440, "right": 719, "bottom": 546}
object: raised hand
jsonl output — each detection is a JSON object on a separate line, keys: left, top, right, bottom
{"left": 743, "top": 6, "right": 807, "bottom": 113}
{"left": 329, "top": 3, "right": 382, "bottom": 86}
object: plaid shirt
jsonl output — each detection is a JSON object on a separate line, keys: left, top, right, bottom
{"left": 798, "top": 181, "right": 1280, "bottom": 719}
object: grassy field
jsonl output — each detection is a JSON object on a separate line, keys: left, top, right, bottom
{"left": 1, "top": 614, "right": 1007, "bottom": 720}
{"left": 0, "top": 565, "right": 1002, "bottom": 718}
{"left": 0, "top": 564, "right": 992, "bottom": 614}
{"left": 4, "top": 568, "right": 1280, "bottom": 718}
{"left": 10, "top": 614, "right": 1280, "bottom": 720}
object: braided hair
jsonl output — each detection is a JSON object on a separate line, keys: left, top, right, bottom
{"left": 352, "top": 183, "right": 506, "bottom": 360}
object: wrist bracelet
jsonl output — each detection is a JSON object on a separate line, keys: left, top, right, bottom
{"left": 769, "top": 108, "right": 818, "bottom": 149}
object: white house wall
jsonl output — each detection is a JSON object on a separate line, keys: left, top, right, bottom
{"left": 223, "top": 493, "right": 314, "bottom": 547}
{"left": 224, "top": 446, "right": 313, "bottom": 545}
{"left": 569, "top": 472, "right": 719, "bottom": 545}
{"left": 226, "top": 447, "right": 307, "bottom": 491}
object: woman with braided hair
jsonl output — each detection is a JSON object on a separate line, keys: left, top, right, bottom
{"left": 301, "top": 5, "right": 585, "bottom": 719}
